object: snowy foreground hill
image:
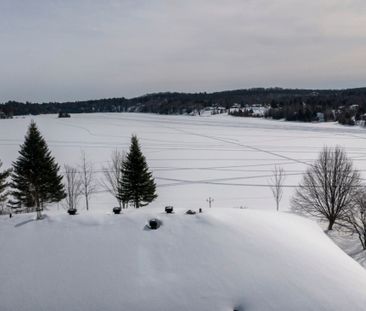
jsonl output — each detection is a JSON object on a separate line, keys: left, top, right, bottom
{"left": 1, "top": 208, "right": 366, "bottom": 311}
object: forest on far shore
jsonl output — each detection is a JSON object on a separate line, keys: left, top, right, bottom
{"left": 1, "top": 87, "right": 366, "bottom": 125}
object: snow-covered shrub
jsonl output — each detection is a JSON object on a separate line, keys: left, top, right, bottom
{"left": 148, "top": 218, "right": 161, "bottom": 230}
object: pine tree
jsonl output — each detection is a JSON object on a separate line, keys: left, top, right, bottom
{"left": 11, "top": 121, "right": 66, "bottom": 219}
{"left": 118, "top": 135, "right": 157, "bottom": 208}
{"left": 0, "top": 161, "right": 11, "bottom": 214}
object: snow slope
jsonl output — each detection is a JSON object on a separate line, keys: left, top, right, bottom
{"left": 1, "top": 208, "right": 366, "bottom": 311}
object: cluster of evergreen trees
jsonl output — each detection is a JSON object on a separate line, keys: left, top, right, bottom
{"left": 0, "top": 122, "right": 157, "bottom": 218}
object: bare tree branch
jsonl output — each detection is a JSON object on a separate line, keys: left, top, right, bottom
{"left": 101, "top": 150, "right": 125, "bottom": 208}
{"left": 291, "top": 146, "right": 360, "bottom": 230}
{"left": 64, "top": 165, "right": 82, "bottom": 211}
{"left": 269, "top": 166, "right": 285, "bottom": 211}
{"left": 343, "top": 188, "right": 366, "bottom": 250}
{"left": 80, "top": 151, "right": 97, "bottom": 211}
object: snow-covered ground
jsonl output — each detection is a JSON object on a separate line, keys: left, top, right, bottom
{"left": 1, "top": 113, "right": 366, "bottom": 310}
{"left": 2, "top": 208, "right": 366, "bottom": 311}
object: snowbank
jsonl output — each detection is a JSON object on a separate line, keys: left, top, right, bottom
{"left": 1, "top": 208, "right": 366, "bottom": 311}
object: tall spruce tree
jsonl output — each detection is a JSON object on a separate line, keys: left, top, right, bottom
{"left": 0, "top": 161, "right": 11, "bottom": 213}
{"left": 12, "top": 121, "right": 66, "bottom": 219}
{"left": 118, "top": 135, "right": 157, "bottom": 208}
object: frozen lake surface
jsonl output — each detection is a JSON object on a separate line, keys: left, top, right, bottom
{"left": 1, "top": 113, "right": 366, "bottom": 211}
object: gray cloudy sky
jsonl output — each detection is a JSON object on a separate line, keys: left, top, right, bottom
{"left": 1, "top": 0, "right": 366, "bottom": 102}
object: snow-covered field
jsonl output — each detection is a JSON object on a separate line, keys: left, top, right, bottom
{"left": 1, "top": 113, "right": 366, "bottom": 310}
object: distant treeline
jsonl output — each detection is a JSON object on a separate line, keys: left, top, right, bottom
{"left": 0, "top": 98, "right": 129, "bottom": 116}
{"left": 1, "top": 87, "right": 366, "bottom": 125}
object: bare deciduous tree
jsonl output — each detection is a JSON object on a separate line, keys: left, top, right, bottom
{"left": 269, "top": 166, "right": 285, "bottom": 211}
{"left": 64, "top": 165, "right": 82, "bottom": 211}
{"left": 292, "top": 146, "right": 360, "bottom": 230}
{"left": 344, "top": 189, "right": 366, "bottom": 250}
{"left": 80, "top": 151, "right": 97, "bottom": 211}
{"left": 101, "top": 150, "right": 125, "bottom": 208}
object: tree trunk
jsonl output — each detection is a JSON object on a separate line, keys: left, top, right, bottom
{"left": 85, "top": 193, "right": 89, "bottom": 211}
{"left": 327, "top": 219, "right": 335, "bottom": 230}
{"left": 35, "top": 192, "right": 42, "bottom": 220}
{"left": 362, "top": 233, "right": 366, "bottom": 250}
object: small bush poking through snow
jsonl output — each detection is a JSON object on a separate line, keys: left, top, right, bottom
{"left": 67, "top": 208, "right": 77, "bottom": 215}
{"left": 113, "top": 207, "right": 122, "bottom": 214}
{"left": 165, "top": 206, "right": 174, "bottom": 214}
{"left": 186, "top": 209, "right": 196, "bottom": 215}
{"left": 148, "top": 218, "right": 161, "bottom": 230}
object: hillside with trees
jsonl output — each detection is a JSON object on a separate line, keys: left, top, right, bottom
{"left": 1, "top": 87, "right": 366, "bottom": 125}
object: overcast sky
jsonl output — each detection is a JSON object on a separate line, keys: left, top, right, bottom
{"left": 0, "top": 0, "right": 365, "bottom": 102}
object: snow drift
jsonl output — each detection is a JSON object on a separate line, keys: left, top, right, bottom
{"left": 1, "top": 208, "right": 366, "bottom": 311}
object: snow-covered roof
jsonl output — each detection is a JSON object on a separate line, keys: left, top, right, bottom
{"left": 1, "top": 209, "right": 366, "bottom": 310}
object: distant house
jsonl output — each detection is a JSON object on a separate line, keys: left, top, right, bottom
{"left": 58, "top": 112, "right": 71, "bottom": 118}
{"left": 359, "top": 114, "right": 366, "bottom": 127}
{"left": 316, "top": 112, "right": 325, "bottom": 122}
{"left": 212, "top": 106, "right": 226, "bottom": 114}
{"left": 251, "top": 106, "right": 268, "bottom": 117}
{"left": 229, "top": 103, "right": 241, "bottom": 114}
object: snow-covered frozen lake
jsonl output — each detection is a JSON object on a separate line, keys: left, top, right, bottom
{"left": 1, "top": 113, "right": 366, "bottom": 211}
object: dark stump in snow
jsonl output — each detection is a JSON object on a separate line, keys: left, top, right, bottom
{"left": 113, "top": 207, "right": 122, "bottom": 214}
{"left": 148, "top": 218, "right": 161, "bottom": 230}
{"left": 186, "top": 209, "right": 196, "bottom": 215}
{"left": 67, "top": 208, "right": 77, "bottom": 215}
{"left": 165, "top": 206, "right": 174, "bottom": 214}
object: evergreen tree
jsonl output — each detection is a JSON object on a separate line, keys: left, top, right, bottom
{"left": 118, "top": 135, "right": 157, "bottom": 208}
{"left": 0, "top": 161, "right": 11, "bottom": 214}
{"left": 11, "top": 121, "right": 66, "bottom": 219}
